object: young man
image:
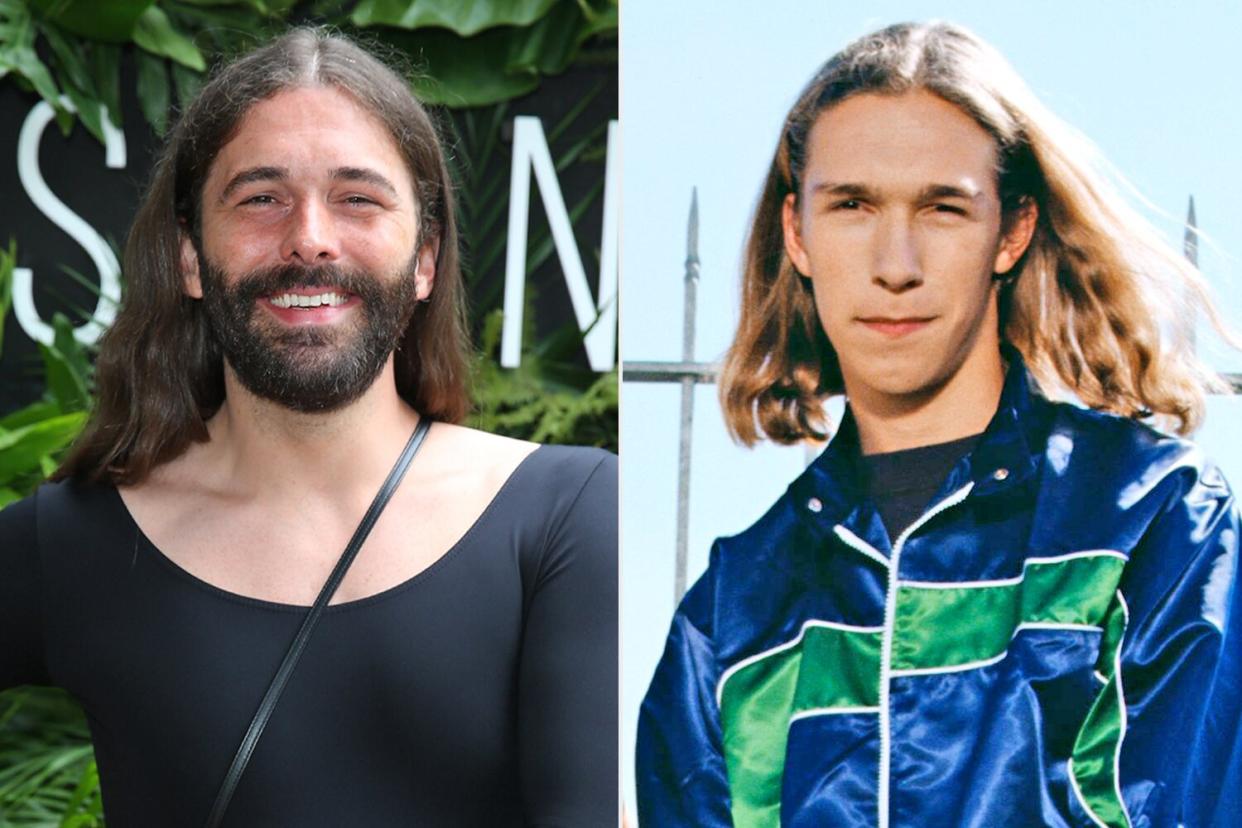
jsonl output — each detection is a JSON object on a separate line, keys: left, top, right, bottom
{"left": 637, "top": 22, "right": 1240, "bottom": 828}
{"left": 0, "top": 30, "right": 616, "bottom": 826}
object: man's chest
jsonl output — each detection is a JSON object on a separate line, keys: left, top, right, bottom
{"left": 119, "top": 483, "right": 494, "bottom": 605}
{"left": 45, "top": 521, "right": 528, "bottom": 827}
{"left": 713, "top": 486, "right": 1149, "bottom": 827}
{"left": 165, "top": 513, "right": 444, "bottom": 605}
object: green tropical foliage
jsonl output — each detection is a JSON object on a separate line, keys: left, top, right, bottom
{"left": 451, "top": 78, "right": 616, "bottom": 447}
{"left": 1, "top": 0, "right": 616, "bottom": 140}
{"left": 0, "top": 241, "right": 13, "bottom": 357}
{"left": 0, "top": 689, "right": 100, "bottom": 826}
{"left": 0, "top": 1, "right": 616, "bottom": 823}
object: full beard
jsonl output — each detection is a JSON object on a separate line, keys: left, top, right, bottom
{"left": 198, "top": 257, "right": 420, "bottom": 413}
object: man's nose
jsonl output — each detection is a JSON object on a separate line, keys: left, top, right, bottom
{"left": 281, "top": 199, "right": 340, "bottom": 264}
{"left": 872, "top": 215, "right": 922, "bottom": 292}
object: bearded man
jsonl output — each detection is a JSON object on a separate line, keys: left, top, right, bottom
{"left": 0, "top": 29, "right": 616, "bottom": 827}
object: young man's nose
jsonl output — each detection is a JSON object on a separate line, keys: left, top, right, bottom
{"left": 871, "top": 215, "right": 922, "bottom": 292}
{"left": 281, "top": 199, "right": 341, "bottom": 264}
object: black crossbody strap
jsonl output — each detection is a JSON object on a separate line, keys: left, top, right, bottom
{"left": 204, "top": 418, "right": 432, "bottom": 828}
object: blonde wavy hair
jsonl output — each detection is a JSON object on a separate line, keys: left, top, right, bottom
{"left": 720, "top": 21, "right": 1234, "bottom": 445}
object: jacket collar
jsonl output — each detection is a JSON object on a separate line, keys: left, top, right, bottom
{"left": 792, "top": 345, "right": 1049, "bottom": 529}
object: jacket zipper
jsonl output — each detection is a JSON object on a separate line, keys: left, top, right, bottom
{"left": 872, "top": 481, "right": 975, "bottom": 828}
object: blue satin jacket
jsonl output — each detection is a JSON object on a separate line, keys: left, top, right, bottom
{"left": 637, "top": 359, "right": 1242, "bottom": 827}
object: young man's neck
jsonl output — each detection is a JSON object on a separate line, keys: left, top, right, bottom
{"left": 848, "top": 348, "right": 1006, "bottom": 456}
{"left": 198, "top": 357, "right": 421, "bottom": 497}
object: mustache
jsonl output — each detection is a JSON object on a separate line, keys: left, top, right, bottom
{"left": 223, "top": 263, "right": 386, "bottom": 304}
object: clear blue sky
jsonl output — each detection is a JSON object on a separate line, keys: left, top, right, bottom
{"left": 619, "top": 0, "right": 1242, "bottom": 816}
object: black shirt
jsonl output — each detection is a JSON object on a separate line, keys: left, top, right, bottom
{"left": 860, "top": 433, "right": 982, "bottom": 540}
{"left": 0, "top": 445, "right": 617, "bottom": 827}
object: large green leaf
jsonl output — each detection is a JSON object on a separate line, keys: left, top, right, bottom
{"left": 27, "top": 0, "right": 151, "bottom": 43}
{"left": 39, "top": 23, "right": 91, "bottom": 95}
{"left": 171, "top": 59, "right": 203, "bottom": 107}
{"left": 0, "top": 0, "right": 61, "bottom": 106}
{"left": 91, "top": 42, "right": 122, "bottom": 127}
{"left": 0, "top": 485, "right": 21, "bottom": 508}
{"left": 0, "top": 239, "right": 13, "bottom": 361}
{"left": 53, "top": 313, "right": 92, "bottom": 384}
{"left": 132, "top": 5, "right": 205, "bottom": 70}
{"left": 162, "top": 1, "right": 279, "bottom": 58}
{"left": 38, "top": 314, "right": 92, "bottom": 414}
{"left": 41, "top": 23, "right": 105, "bottom": 142}
{"left": 175, "top": 0, "right": 298, "bottom": 13}
{"left": 576, "top": 0, "right": 617, "bottom": 38}
{"left": 391, "top": 0, "right": 614, "bottom": 107}
{"left": 0, "top": 411, "right": 87, "bottom": 484}
{"left": 135, "top": 47, "right": 170, "bottom": 135}
{"left": 0, "top": 400, "right": 62, "bottom": 431}
{"left": 399, "top": 29, "right": 538, "bottom": 106}
{"left": 351, "top": 0, "right": 557, "bottom": 36}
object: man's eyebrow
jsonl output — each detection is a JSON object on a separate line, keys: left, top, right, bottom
{"left": 219, "top": 166, "right": 288, "bottom": 201}
{"left": 218, "top": 166, "right": 402, "bottom": 202}
{"left": 808, "top": 182, "right": 983, "bottom": 201}
{"left": 916, "top": 183, "right": 982, "bottom": 201}
{"left": 331, "top": 167, "right": 399, "bottom": 198}
{"left": 810, "top": 182, "right": 874, "bottom": 199}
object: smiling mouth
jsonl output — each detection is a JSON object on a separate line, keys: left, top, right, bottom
{"left": 266, "top": 290, "right": 354, "bottom": 309}
{"left": 857, "top": 317, "right": 935, "bottom": 337}
{"left": 259, "top": 289, "right": 362, "bottom": 326}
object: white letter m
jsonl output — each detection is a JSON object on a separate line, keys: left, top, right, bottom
{"left": 501, "top": 115, "right": 618, "bottom": 371}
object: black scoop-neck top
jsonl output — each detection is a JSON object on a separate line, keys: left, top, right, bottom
{"left": 0, "top": 445, "right": 617, "bottom": 827}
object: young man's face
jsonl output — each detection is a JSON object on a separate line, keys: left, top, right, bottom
{"left": 182, "top": 84, "right": 437, "bottom": 411}
{"left": 782, "top": 90, "right": 1034, "bottom": 410}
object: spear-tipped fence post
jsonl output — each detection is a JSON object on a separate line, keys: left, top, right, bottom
{"left": 674, "top": 189, "right": 701, "bottom": 602}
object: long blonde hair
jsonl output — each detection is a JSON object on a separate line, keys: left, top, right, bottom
{"left": 720, "top": 21, "right": 1233, "bottom": 444}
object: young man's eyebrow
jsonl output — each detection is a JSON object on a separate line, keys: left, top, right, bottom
{"left": 808, "top": 182, "right": 983, "bottom": 201}
{"left": 219, "top": 166, "right": 288, "bottom": 201}
{"left": 331, "top": 167, "right": 399, "bottom": 198}
{"left": 809, "top": 182, "right": 874, "bottom": 199}
{"left": 916, "top": 183, "right": 983, "bottom": 202}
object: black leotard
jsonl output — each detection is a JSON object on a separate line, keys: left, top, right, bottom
{"left": 0, "top": 445, "right": 617, "bottom": 827}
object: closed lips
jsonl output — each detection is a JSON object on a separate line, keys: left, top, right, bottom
{"left": 857, "top": 317, "right": 935, "bottom": 336}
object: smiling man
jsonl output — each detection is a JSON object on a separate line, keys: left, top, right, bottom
{"left": 0, "top": 29, "right": 616, "bottom": 827}
{"left": 186, "top": 83, "right": 435, "bottom": 417}
{"left": 637, "top": 21, "right": 1241, "bottom": 828}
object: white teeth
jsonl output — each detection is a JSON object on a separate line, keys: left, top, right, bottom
{"left": 268, "top": 292, "right": 348, "bottom": 309}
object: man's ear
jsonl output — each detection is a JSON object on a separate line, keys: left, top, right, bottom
{"left": 414, "top": 235, "right": 439, "bottom": 301}
{"left": 781, "top": 193, "right": 812, "bottom": 276}
{"left": 179, "top": 228, "right": 203, "bottom": 299}
{"left": 994, "top": 199, "right": 1038, "bottom": 275}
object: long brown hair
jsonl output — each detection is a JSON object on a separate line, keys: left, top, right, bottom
{"left": 721, "top": 21, "right": 1234, "bottom": 445}
{"left": 56, "top": 27, "right": 471, "bottom": 485}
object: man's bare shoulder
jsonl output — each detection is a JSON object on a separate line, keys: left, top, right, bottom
{"left": 115, "top": 438, "right": 235, "bottom": 536}
{"left": 414, "top": 422, "right": 539, "bottom": 493}
{"left": 427, "top": 422, "right": 537, "bottom": 455}
{"left": 119, "top": 422, "right": 541, "bottom": 535}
